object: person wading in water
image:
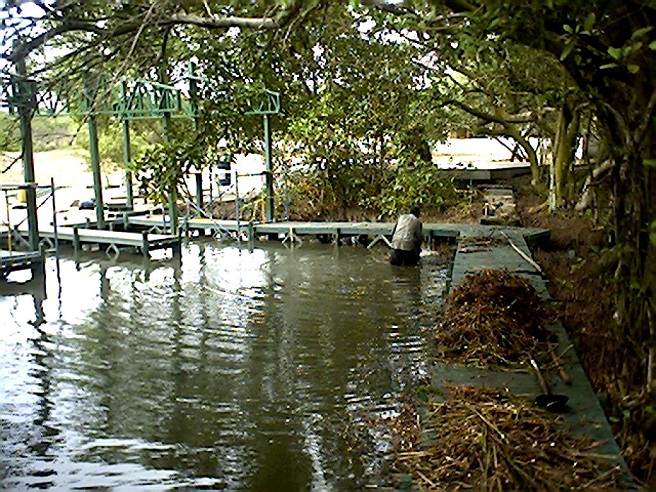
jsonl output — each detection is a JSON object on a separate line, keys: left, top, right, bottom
{"left": 389, "top": 205, "right": 423, "bottom": 266}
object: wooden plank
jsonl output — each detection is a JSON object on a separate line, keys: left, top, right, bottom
{"left": 127, "top": 216, "right": 466, "bottom": 239}
{"left": 1, "top": 249, "right": 43, "bottom": 275}
{"left": 0, "top": 183, "right": 37, "bottom": 191}
{"left": 11, "top": 226, "right": 181, "bottom": 255}
{"left": 126, "top": 216, "right": 172, "bottom": 229}
{"left": 254, "top": 221, "right": 462, "bottom": 237}
{"left": 128, "top": 216, "right": 245, "bottom": 232}
{"left": 124, "top": 217, "right": 544, "bottom": 246}
{"left": 36, "top": 226, "right": 176, "bottom": 247}
{"left": 255, "top": 221, "right": 361, "bottom": 235}
{"left": 0, "top": 250, "right": 42, "bottom": 261}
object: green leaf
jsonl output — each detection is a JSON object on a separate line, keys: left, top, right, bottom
{"left": 627, "top": 64, "right": 640, "bottom": 74}
{"left": 608, "top": 46, "right": 623, "bottom": 60}
{"left": 583, "top": 12, "right": 595, "bottom": 32}
{"left": 600, "top": 63, "right": 619, "bottom": 70}
{"left": 560, "top": 41, "right": 574, "bottom": 61}
{"left": 631, "top": 41, "right": 643, "bottom": 53}
{"left": 650, "top": 40, "right": 656, "bottom": 50}
{"left": 642, "top": 158, "right": 656, "bottom": 167}
{"left": 631, "top": 26, "right": 653, "bottom": 39}
{"left": 563, "top": 24, "right": 573, "bottom": 34}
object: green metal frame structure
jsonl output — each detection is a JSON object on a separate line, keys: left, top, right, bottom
{"left": 2, "top": 60, "right": 281, "bottom": 240}
{"left": 246, "top": 89, "right": 281, "bottom": 223}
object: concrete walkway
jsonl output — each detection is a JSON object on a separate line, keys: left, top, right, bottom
{"left": 433, "top": 225, "right": 628, "bottom": 475}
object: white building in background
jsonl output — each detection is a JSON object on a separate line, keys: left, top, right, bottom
{"left": 433, "top": 137, "right": 532, "bottom": 170}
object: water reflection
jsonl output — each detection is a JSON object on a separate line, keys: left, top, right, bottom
{"left": 1, "top": 241, "right": 448, "bottom": 490}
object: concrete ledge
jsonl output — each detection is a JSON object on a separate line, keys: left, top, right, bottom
{"left": 436, "top": 226, "right": 630, "bottom": 477}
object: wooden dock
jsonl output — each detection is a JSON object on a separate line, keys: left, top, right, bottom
{"left": 127, "top": 216, "right": 242, "bottom": 235}
{"left": 251, "top": 220, "right": 463, "bottom": 245}
{"left": 127, "top": 215, "right": 460, "bottom": 241}
{"left": 34, "top": 225, "right": 181, "bottom": 259}
{"left": 1, "top": 249, "right": 44, "bottom": 279}
{"left": 125, "top": 215, "right": 548, "bottom": 246}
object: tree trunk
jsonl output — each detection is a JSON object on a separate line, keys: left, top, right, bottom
{"left": 505, "top": 124, "right": 540, "bottom": 187}
{"left": 601, "top": 93, "right": 656, "bottom": 393}
{"left": 552, "top": 100, "right": 579, "bottom": 208}
{"left": 574, "top": 159, "right": 613, "bottom": 212}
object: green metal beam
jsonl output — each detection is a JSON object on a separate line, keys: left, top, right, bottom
{"left": 245, "top": 89, "right": 281, "bottom": 116}
{"left": 5, "top": 72, "right": 281, "bottom": 121}
{"left": 113, "top": 78, "right": 190, "bottom": 120}
{"left": 159, "top": 67, "right": 178, "bottom": 234}
{"left": 85, "top": 78, "right": 106, "bottom": 229}
{"left": 188, "top": 62, "right": 203, "bottom": 213}
{"left": 120, "top": 82, "right": 134, "bottom": 210}
{"left": 263, "top": 114, "right": 274, "bottom": 223}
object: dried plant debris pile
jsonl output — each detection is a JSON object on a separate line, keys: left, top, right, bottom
{"left": 393, "top": 385, "right": 626, "bottom": 491}
{"left": 438, "top": 269, "right": 554, "bottom": 366}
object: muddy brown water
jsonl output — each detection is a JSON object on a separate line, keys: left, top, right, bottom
{"left": 0, "top": 241, "right": 448, "bottom": 490}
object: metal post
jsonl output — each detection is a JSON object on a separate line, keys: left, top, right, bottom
{"left": 209, "top": 176, "right": 213, "bottom": 212}
{"left": 248, "top": 221, "right": 254, "bottom": 251}
{"left": 15, "top": 51, "right": 39, "bottom": 251}
{"left": 50, "top": 177, "right": 61, "bottom": 282}
{"left": 263, "top": 114, "right": 274, "bottom": 223}
{"left": 195, "top": 173, "right": 203, "bottom": 214}
{"left": 166, "top": 160, "right": 179, "bottom": 235}
{"left": 85, "top": 78, "right": 106, "bottom": 229}
{"left": 159, "top": 66, "right": 178, "bottom": 234}
{"left": 142, "top": 231, "right": 149, "bottom": 260}
{"left": 4, "top": 190, "right": 12, "bottom": 253}
{"left": 73, "top": 227, "right": 80, "bottom": 253}
{"left": 120, "top": 82, "right": 134, "bottom": 210}
{"left": 235, "top": 171, "right": 241, "bottom": 246}
{"left": 188, "top": 62, "right": 203, "bottom": 214}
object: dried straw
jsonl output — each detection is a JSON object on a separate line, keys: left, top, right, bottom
{"left": 392, "top": 385, "right": 627, "bottom": 491}
{"left": 437, "top": 269, "right": 555, "bottom": 367}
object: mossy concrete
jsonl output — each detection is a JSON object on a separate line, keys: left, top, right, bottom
{"left": 432, "top": 224, "right": 629, "bottom": 477}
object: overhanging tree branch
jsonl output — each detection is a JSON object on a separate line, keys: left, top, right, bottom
{"left": 162, "top": 13, "right": 278, "bottom": 30}
{"left": 8, "top": 20, "right": 106, "bottom": 62}
{"left": 443, "top": 98, "right": 540, "bottom": 182}
{"left": 7, "top": 1, "right": 310, "bottom": 63}
{"left": 443, "top": 98, "right": 535, "bottom": 125}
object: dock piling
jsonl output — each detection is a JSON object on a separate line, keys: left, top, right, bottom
{"left": 142, "top": 231, "right": 150, "bottom": 259}
{"left": 172, "top": 241, "right": 182, "bottom": 258}
{"left": 332, "top": 228, "right": 341, "bottom": 246}
{"left": 72, "top": 227, "right": 80, "bottom": 254}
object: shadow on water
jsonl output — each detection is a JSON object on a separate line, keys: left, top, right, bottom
{"left": 0, "top": 241, "right": 449, "bottom": 490}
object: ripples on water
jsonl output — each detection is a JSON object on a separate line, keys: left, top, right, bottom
{"left": 0, "top": 241, "right": 448, "bottom": 490}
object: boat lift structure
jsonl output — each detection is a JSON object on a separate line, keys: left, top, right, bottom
{"left": 1, "top": 52, "right": 281, "bottom": 271}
